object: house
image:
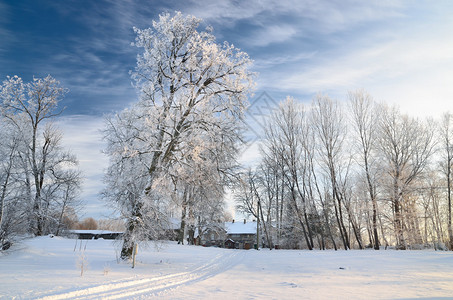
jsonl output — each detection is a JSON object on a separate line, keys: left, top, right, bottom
{"left": 224, "top": 219, "right": 257, "bottom": 250}
{"left": 160, "top": 217, "right": 181, "bottom": 241}
{"left": 193, "top": 219, "right": 257, "bottom": 249}
{"left": 193, "top": 220, "right": 226, "bottom": 247}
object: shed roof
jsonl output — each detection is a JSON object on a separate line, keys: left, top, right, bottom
{"left": 68, "top": 230, "right": 122, "bottom": 234}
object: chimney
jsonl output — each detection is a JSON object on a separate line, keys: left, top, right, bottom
{"left": 244, "top": 219, "right": 246, "bottom": 224}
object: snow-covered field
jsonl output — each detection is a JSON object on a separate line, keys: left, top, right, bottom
{"left": 1, "top": 236, "right": 453, "bottom": 299}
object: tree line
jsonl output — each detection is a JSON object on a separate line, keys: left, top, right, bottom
{"left": 236, "top": 93, "right": 453, "bottom": 251}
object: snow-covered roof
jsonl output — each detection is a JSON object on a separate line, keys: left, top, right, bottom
{"left": 225, "top": 221, "right": 257, "bottom": 235}
{"left": 68, "top": 230, "right": 122, "bottom": 234}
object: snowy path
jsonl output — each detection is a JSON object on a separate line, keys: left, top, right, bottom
{"left": 35, "top": 250, "right": 244, "bottom": 299}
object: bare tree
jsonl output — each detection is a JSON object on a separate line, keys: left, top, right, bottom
{"left": 0, "top": 120, "right": 25, "bottom": 247}
{"left": 260, "top": 141, "right": 288, "bottom": 247}
{"left": 0, "top": 121, "right": 19, "bottom": 232}
{"left": 349, "top": 90, "right": 380, "bottom": 250}
{"left": 439, "top": 112, "right": 453, "bottom": 250}
{"left": 417, "top": 170, "right": 446, "bottom": 248}
{"left": 378, "top": 106, "right": 435, "bottom": 249}
{"left": 263, "top": 97, "right": 314, "bottom": 249}
{"left": 76, "top": 218, "right": 98, "bottom": 230}
{"left": 311, "top": 95, "right": 352, "bottom": 249}
{"left": 0, "top": 75, "right": 81, "bottom": 237}
{"left": 54, "top": 169, "right": 82, "bottom": 236}
{"left": 235, "top": 169, "right": 267, "bottom": 249}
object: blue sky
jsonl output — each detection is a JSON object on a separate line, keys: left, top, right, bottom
{"left": 1, "top": 0, "right": 453, "bottom": 218}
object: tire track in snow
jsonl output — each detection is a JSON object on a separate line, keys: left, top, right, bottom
{"left": 36, "top": 250, "right": 245, "bottom": 300}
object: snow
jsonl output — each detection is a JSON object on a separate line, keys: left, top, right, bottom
{"left": 1, "top": 236, "right": 453, "bottom": 299}
{"left": 225, "top": 221, "right": 257, "bottom": 234}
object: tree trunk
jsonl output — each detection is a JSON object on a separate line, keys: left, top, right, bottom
{"left": 0, "top": 144, "right": 15, "bottom": 230}
{"left": 259, "top": 199, "right": 272, "bottom": 249}
{"left": 294, "top": 175, "right": 314, "bottom": 249}
{"left": 178, "top": 205, "right": 187, "bottom": 245}
{"left": 443, "top": 115, "right": 453, "bottom": 250}
{"left": 330, "top": 163, "right": 350, "bottom": 250}
{"left": 289, "top": 187, "right": 312, "bottom": 250}
{"left": 0, "top": 172, "right": 11, "bottom": 231}
{"left": 333, "top": 198, "right": 348, "bottom": 250}
{"left": 188, "top": 226, "right": 195, "bottom": 245}
{"left": 346, "top": 206, "right": 363, "bottom": 249}
{"left": 394, "top": 200, "right": 406, "bottom": 250}
{"left": 364, "top": 158, "right": 380, "bottom": 250}
{"left": 256, "top": 204, "right": 260, "bottom": 249}
{"left": 121, "top": 202, "right": 143, "bottom": 260}
{"left": 55, "top": 194, "right": 68, "bottom": 236}
{"left": 372, "top": 198, "right": 380, "bottom": 250}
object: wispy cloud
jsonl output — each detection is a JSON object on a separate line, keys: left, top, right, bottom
{"left": 257, "top": 13, "right": 453, "bottom": 117}
{"left": 247, "top": 24, "right": 298, "bottom": 47}
{"left": 184, "top": 0, "right": 404, "bottom": 38}
{"left": 40, "top": 1, "right": 190, "bottom": 116}
{"left": 0, "top": 1, "right": 13, "bottom": 54}
{"left": 183, "top": 0, "right": 269, "bottom": 26}
{"left": 253, "top": 51, "right": 318, "bottom": 69}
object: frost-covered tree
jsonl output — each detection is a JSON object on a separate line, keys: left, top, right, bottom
{"left": 0, "top": 75, "right": 82, "bottom": 237}
{"left": 439, "top": 112, "right": 453, "bottom": 250}
{"left": 262, "top": 97, "right": 315, "bottom": 250}
{"left": 103, "top": 12, "right": 254, "bottom": 259}
{"left": 378, "top": 106, "right": 435, "bottom": 249}
{"left": 349, "top": 90, "right": 381, "bottom": 250}
{"left": 311, "top": 95, "right": 355, "bottom": 249}
{"left": 103, "top": 109, "right": 169, "bottom": 259}
{"left": 171, "top": 144, "right": 233, "bottom": 245}
{"left": 0, "top": 119, "right": 26, "bottom": 247}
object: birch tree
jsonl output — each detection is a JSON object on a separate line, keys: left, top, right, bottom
{"left": 103, "top": 12, "right": 254, "bottom": 259}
